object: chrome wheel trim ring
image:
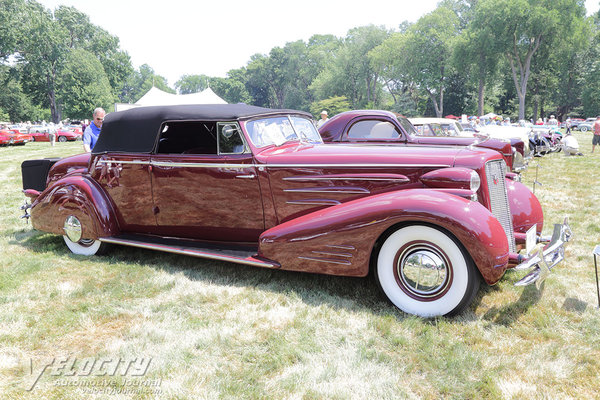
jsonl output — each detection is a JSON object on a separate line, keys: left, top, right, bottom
{"left": 394, "top": 242, "right": 453, "bottom": 300}
{"left": 63, "top": 215, "right": 82, "bottom": 243}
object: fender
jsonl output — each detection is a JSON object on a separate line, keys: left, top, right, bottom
{"left": 259, "top": 189, "right": 510, "bottom": 285}
{"left": 30, "top": 175, "right": 119, "bottom": 240}
{"left": 506, "top": 180, "right": 544, "bottom": 234}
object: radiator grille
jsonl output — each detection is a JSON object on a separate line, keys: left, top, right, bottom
{"left": 485, "top": 160, "right": 516, "bottom": 252}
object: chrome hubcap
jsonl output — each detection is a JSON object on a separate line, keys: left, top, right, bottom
{"left": 398, "top": 247, "right": 449, "bottom": 297}
{"left": 63, "top": 216, "right": 82, "bottom": 243}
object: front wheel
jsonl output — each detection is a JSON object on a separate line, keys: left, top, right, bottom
{"left": 580, "top": 126, "right": 589, "bottom": 132}
{"left": 375, "top": 225, "right": 480, "bottom": 317}
{"left": 63, "top": 236, "right": 108, "bottom": 256}
{"left": 62, "top": 215, "right": 108, "bottom": 256}
{"left": 58, "top": 136, "right": 67, "bottom": 142}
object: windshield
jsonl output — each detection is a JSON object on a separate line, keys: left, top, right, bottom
{"left": 396, "top": 116, "right": 418, "bottom": 135}
{"left": 245, "top": 116, "right": 323, "bottom": 148}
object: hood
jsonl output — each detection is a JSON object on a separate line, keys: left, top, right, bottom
{"left": 254, "top": 142, "right": 501, "bottom": 168}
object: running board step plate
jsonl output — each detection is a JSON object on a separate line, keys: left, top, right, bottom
{"left": 100, "top": 235, "right": 280, "bottom": 269}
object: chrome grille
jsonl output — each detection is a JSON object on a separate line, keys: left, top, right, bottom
{"left": 485, "top": 160, "right": 516, "bottom": 252}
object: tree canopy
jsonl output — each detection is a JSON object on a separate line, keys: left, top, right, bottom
{"left": 1, "top": 0, "right": 598, "bottom": 122}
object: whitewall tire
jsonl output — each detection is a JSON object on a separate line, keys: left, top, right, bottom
{"left": 375, "top": 225, "right": 480, "bottom": 317}
{"left": 63, "top": 236, "right": 107, "bottom": 256}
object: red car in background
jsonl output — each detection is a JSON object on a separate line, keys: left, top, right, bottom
{"left": 0, "top": 130, "right": 14, "bottom": 145}
{"left": 318, "top": 110, "right": 527, "bottom": 174}
{"left": 30, "top": 128, "right": 81, "bottom": 142}
{"left": 0, "top": 129, "right": 30, "bottom": 145}
{"left": 9, "top": 129, "right": 34, "bottom": 144}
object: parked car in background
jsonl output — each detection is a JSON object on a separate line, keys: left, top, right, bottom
{"left": 29, "top": 127, "right": 81, "bottom": 142}
{"left": 55, "top": 128, "right": 82, "bottom": 142}
{"left": 576, "top": 118, "right": 596, "bottom": 132}
{"left": 0, "top": 129, "right": 28, "bottom": 145}
{"left": 319, "top": 111, "right": 527, "bottom": 173}
{"left": 0, "top": 130, "right": 14, "bottom": 145}
{"left": 9, "top": 129, "right": 33, "bottom": 144}
{"left": 20, "top": 104, "right": 570, "bottom": 317}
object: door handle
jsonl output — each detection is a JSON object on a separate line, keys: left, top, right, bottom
{"left": 235, "top": 174, "right": 256, "bottom": 179}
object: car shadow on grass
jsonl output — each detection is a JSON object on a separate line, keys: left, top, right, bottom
{"left": 12, "top": 229, "right": 402, "bottom": 318}
{"left": 11, "top": 229, "right": 541, "bottom": 325}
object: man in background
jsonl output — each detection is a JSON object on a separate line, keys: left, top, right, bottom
{"left": 317, "top": 110, "right": 329, "bottom": 128}
{"left": 593, "top": 116, "right": 600, "bottom": 153}
{"left": 83, "top": 108, "right": 105, "bottom": 152}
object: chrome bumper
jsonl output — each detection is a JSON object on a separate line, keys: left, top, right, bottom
{"left": 514, "top": 217, "right": 572, "bottom": 288}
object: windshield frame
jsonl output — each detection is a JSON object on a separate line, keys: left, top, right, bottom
{"left": 243, "top": 115, "right": 323, "bottom": 149}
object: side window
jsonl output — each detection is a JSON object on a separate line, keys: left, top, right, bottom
{"left": 156, "top": 121, "right": 217, "bottom": 154}
{"left": 217, "top": 123, "right": 245, "bottom": 154}
{"left": 348, "top": 120, "right": 399, "bottom": 139}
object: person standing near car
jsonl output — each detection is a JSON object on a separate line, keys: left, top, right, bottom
{"left": 317, "top": 110, "right": 329, "bottom": 128}
{"left": 593, "top": 116, "right": 600, "bottom": 153}
{"left": 83, "top": 108, "right": 105, "bottom": 152}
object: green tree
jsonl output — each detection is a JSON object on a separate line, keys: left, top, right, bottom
{"left": 58, "top": 49, "right": 113, "bottom": 119}
{"left": 310, "top": 96, "right": 351, "bottom": 119}
{"left": 120, "top": 64, "right": 174, "bottom": 104}
{"left": 175, "top": 74, "right": 210, "bottom": 94}
{"left": 311, "top": 25, "right": 389, "bottom": 109}
{"left": 479, "top": 0, "right": 587, "bottom": 120}
{"left": 210, "top": 69, "right": 251, "bottom": 104}
{"left": 18, "top": 1, "right": 69, "bottom": 122}
{"left": 389, "top": 8, "right": 461, "bottom": 117}
{"left": 54, "top": 5, "right": 133, "bottom": 101}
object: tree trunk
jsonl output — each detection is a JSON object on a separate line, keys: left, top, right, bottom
{"left": 478, "top": 52, "right": 486, "bottom": 116}
{"left": 478, "top": 78, "right": 485, "bottom": 117}
{"left": 506, "top": 34, "right": 541, "bottom": 121}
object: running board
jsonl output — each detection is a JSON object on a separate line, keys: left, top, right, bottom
{"left": 100, "top": 235, "right": 280, "bottom": 269}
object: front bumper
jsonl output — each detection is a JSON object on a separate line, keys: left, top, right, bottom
{"left": 513, "top": 217, "right": 572, "bottom": 288}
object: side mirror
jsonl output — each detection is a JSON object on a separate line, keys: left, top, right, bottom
{"left": 222, "top": 125, "right": 235, "bottom": 139}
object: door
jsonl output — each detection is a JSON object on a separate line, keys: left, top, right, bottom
{"left": 150, "top": 121, "right": 264, "bottom": 242}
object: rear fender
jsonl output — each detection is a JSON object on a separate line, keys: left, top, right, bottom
{"left": 30, "top": 175, "right": 119, "bottom": 240}
{"left": 259, "top": 189, "right": 510, "bottom": 284}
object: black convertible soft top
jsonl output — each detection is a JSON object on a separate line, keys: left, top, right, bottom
{"left": 93, "top": 104, "right": 312, "bottom": 154}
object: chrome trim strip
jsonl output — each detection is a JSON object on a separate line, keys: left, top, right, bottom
{"left": 286, "top": 200, "right": 341, "bottom": 206}
{"left": 284, "top": 176, "right": 409, "bottom": 182}
{"left": 152, "top": 161, "right": 253, "bottom": 169}
{"left": 298, "top": 256, "right": 351, "bottom": 265}
{"left": 310, "top": 251, "right": 353, "bottom": 258}
{"left": 284, "top": 188, "right": 369, "bottom": 194}
{"left": 326, "top": 244, "right": 356, "bottom": 250}
{"left": 98, "top": 159, "right": 449, "bottom": 169}
{"left": 98, "top": 159, "right": 150, "bottom": 165}
{"left": 266, "top": 163, "right": 451, "bottom": 168}
{"left": 99, "top": 237, "right": 278, "bottom": 268}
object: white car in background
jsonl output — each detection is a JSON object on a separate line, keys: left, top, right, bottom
{"left": 477, "top": 124, "right": 533, "bottom": 156}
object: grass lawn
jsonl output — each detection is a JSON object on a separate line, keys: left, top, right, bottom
{"left": 1, "top": 134, "right": 599, "bottom": 399}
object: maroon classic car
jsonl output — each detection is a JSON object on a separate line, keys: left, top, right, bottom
{"left": 318, "top": 110, "right": 527, "bottom": 174}
{"left": 20, "top": 104, "right": 570, "bottom": 317}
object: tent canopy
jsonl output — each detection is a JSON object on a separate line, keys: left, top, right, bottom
{"left": 115, "top": 87, "right": 227, "bottom": 112}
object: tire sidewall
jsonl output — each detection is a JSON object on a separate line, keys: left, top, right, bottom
{"left": 376, "top": 225, "right": 474, "bottom": 317}
{"left": 63, "top": 235, "right": 103, "bottom": 256}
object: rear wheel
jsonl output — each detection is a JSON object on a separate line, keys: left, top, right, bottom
{"left": 58, "top": 136, "right": 67, "bottom": 142}
{"left": 62, "top": 215, "right": 108, "bottom": 256}
{"left": 580, "top": 126, "right": 589, "bottom": 132}
{"left": 375, "top": 225, "right": 480, "bottom": 317}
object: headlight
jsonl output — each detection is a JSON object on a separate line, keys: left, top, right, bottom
{"left": 420, "top": 167, "right": 481, "bottom": 191}
{"left": 470, "top": 170, "right": 480, "bottom": 191}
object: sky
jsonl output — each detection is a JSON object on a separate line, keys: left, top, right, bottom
{"left": 36, "top": 0, "right": 600, "bottom": 88}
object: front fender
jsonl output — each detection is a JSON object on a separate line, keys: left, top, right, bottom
{"left": 30, "top": 175, "right": 119, "bottom": 240}
{"left": 259, "top": 189, "right": 510, "bottom": 285}
{"left": 506, "top": 180, "right": 543, "bottom": 234}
